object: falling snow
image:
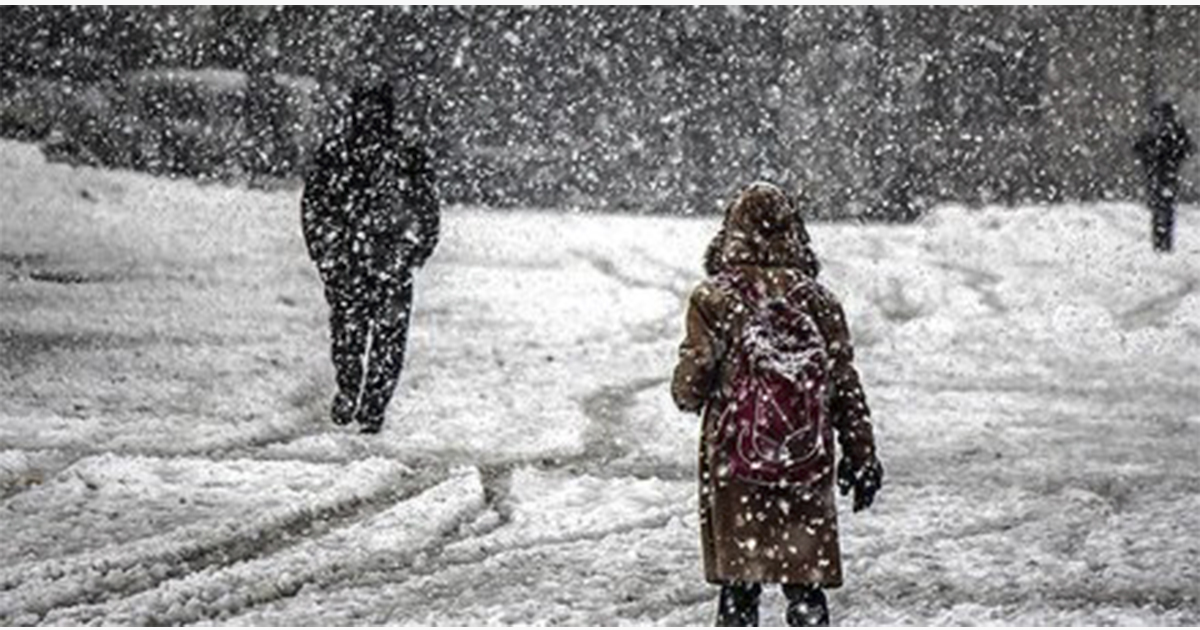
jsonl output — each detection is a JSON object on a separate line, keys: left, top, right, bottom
{"left": 2, "top": 6, "right": 1200, "bottom": 627}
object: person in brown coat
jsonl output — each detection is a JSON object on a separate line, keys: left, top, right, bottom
{"left": 672, "top": 182, "right": 883, "bottom": 626}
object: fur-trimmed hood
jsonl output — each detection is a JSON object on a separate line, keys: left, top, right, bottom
{"left": 703, "top": 182, "right": 821, "bottom": 278}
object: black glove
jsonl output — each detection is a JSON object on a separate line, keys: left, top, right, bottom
{"left": 837, "top": 456, "right": 883, "bottom": 512}
{"left": 402, "top": 144, "right": 433, "bottom": 177}
{"left": 410, "top": 241, "right": 436, "bottom": 269}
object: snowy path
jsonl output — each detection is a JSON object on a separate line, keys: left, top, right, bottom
{"left": 2, "top": 140, "right": 1199, "bottom": 625}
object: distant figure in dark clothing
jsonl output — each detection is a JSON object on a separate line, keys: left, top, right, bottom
{"left": 301, "top": 83, "right": 440, "bottom": 434}
{"left": 1135, "top": 101, "right": 1194, "bottom": 252}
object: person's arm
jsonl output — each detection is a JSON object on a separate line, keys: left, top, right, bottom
{"left": 821, "top": 294, "right": 876, "bottom": 464}
{"left": 814, "top": 286, "right": 882, "bottom": 510}
{"left": 300, "top": 159, "right": 347, "bottom": 282}
{"left": 404, "top": 144, "right": 440, "bottom": 268}
{"left": 672, "top": 283, "right": 724, "bottom": 413}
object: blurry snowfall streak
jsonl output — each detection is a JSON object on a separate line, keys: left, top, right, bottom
{"left": 1, "top": 138, "right": 1198, "bottom": 625}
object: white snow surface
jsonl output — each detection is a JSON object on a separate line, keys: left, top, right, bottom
{"left": 1, "top": 139, "right": 1198, "bottom": 625}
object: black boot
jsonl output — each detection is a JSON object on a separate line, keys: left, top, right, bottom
{"left": 783, "top": 585, "right": 829, "bottom": 627}
{"left": 355, "top": 397, "right": 386, "bottom": 434}
{"left": 716, "top": 583, "right": 761, "bottom": 627}
{"left": 357, "top": 407, "right": 384, "bottom": 434}
{"left": 331, "top": 392, "right": 356, "bottom": 426}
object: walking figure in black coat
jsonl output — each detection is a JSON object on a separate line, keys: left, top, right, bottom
{"left": 301, "top": 84, "right": 440, "bottom": 434}
{"left": 1135, "top": 101, "right": 1194, "bottom": 252}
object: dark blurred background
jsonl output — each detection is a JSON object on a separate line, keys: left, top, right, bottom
{"left": 2, "top": 6, "right": 1198, "bottom": 218}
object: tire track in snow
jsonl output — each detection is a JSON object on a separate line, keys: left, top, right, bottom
{"left": 555, "top": 248, "right": 693, "bottom": 476}
{"left": 571, "top": 248, "right": 690, "bottom": 299}
{"left": 4, "top": 376, "right": 682, "bottom": 625}
{"left": 0, "top": 433, "right": 377, "bottom": 508}
{"left": 571, "top": 248, "right": 691, "bottom": 344}
{"left": 217, "top": 501, "right": 695, "bottom": 626}
{"left": 466, "top": 375, "right": 687, "bottom": 538}
{"left": 421, "top": 506, "right": 690, "bottom": 579}
{"left": 1117, "top": 277, "right": 1197, "bottom": 330}
{"left": 576, "top": 376, "right": 691, "bottom": 480}
{"left": 371, "top": 368, "right": 694, "bottom": 617}
{"left": 0, "top": 459, "right": 447, "bottom": 625}
{"left": 579, "top": 378, "right": 667, "bottom": 463}
{"left": 0, "top": 448, "right": 80, "bottom": 502}
{"left": 40, "top": 468, "right": 485, "bottom": 626}
{"left": 566, "top": 248, "right": 698, "bottom": 481}
{"left": 628, "top": 245, "right": 700, "bottom": 296}
{"left": 1, "top": 418, "right": 403, "bottom": 472}
{"left": 933, "top": 260, "right": 1008, "bottom": 314}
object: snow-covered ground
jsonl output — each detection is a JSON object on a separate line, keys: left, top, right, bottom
{"left": 2, "top": 138, "right": 1199, "bottom": 626}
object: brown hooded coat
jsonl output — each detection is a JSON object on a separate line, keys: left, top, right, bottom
{"left": 672, "top": 183, "right": 878, "bottom": 587}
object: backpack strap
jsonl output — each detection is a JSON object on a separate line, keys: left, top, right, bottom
{"left": 720, "top": 270, "right": 762, "bottom": 307}
{"left": 721, "top": 269, "right": 810, "bottom": 309}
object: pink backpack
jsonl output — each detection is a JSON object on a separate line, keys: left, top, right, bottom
{"left": 714, "top": 272, "right": 834, "bottom": 486}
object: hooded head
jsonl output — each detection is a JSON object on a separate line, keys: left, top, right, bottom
{"left": 1151, "top": 101, "right": 1178, "bottom": 125}
{"left": 348, "top": 83, "right": 396, "bottom": 150}
{"left": 705, "top": 182, "right": 821, "bottom": 278}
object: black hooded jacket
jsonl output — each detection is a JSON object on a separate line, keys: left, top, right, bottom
{"left": 301, "top": 85, "right": 440, "bottom": 287}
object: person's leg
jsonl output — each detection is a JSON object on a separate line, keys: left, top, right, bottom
{"left": 1150, "top": 183, "right": 1175, "bottom": 252}
{"left": 782, "top": 584, "right": 829, "bottom": 627}
{"left": 716, "top": 582, "right": 762, "bottom": 627}
{"left": 357, "top": 277, "right": 414, "bottom": 432}
{"left": 326, "top": 284, "right": 368, "bottom": 425}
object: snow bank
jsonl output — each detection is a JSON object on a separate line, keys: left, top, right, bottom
{"left": 815, "top": 203, "right": 1200, "bottom": 385}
